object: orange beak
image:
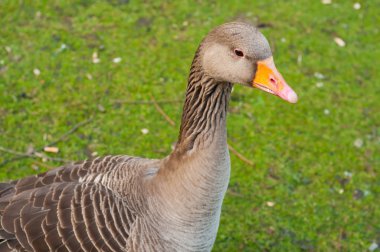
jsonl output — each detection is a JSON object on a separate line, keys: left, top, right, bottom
{"left": 252, "top": 57, "right": 298, "bottom": 103}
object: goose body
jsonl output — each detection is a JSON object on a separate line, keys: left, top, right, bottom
{"left": 0, "top": 22, "right": 297, "bottom": 251}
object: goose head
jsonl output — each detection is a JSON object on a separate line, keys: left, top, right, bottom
{"left": 200, "top": 22, "right": 298, "bottom": 103}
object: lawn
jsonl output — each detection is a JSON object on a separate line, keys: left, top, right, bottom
{"left": 0, "top": 0, "right": 379, "bottom": 251}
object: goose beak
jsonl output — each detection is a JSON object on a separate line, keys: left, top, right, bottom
{"left": 252, "top": 57, "right": 298, "bottom": 103}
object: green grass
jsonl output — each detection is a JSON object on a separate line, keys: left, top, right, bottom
{"left": 1, "top": 0, "right": 379, "bottom": 251}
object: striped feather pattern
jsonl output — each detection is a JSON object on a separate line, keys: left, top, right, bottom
{"left": 0, "top": 156, "right": 156, "bottom": 251}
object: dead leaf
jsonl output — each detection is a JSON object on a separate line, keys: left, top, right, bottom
{"left": 43, "top": 146, "right": 59, "bottom": 153}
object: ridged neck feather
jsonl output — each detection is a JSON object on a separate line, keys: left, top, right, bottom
{"left": 175, "top": 47, "right": 233, "bottom": 154}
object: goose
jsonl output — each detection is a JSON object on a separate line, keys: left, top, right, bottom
{"left": 0, "top": 22, "right": 297, "bottom": 252}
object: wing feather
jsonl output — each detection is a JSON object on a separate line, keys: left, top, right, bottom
{"left": 0, "top": 155, "right": 148, "bottom": 251}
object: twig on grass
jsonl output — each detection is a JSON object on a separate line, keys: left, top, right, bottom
{"left": 227, "top": 189, "right": 245, "bottom": 198}
{"left": 227, "top": 144, "right": 254, "bottom": 167}
{"left": 150, "top": 95, "right": 176, "bottom": 127}
{"left": 0, "top": 146, "right": 29, "bottom": 157}
{"left": 31, "top": 160, "right": 55, "bottom": 169}
{"left": 0, "top": 146, "right": 72, "bottom": 166}
{"left": 44, "top": 118, "right": 93, "bottom": 148}
{"left": 113, "top": 99, "right": 182, "bottom": 105}
{"left": 0, "top": 118, "right": 92, "bottom": 167}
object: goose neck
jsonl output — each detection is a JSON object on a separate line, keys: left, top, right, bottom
{"left": 175, "top": 65, "right": 232, "bottom": 153}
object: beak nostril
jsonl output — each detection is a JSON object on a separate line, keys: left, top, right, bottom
{"left": 270, "top": 76, "right": 277, "bottom": 85}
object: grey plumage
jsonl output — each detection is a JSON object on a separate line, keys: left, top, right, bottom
{"left": 0, "top": 22, "right": 279, "bottom": 251}
{"left": 0, "top": 156, "right": 149, "bottom": 251}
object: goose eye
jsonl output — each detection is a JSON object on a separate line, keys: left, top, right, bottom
{"left": 234, "top": 49, "right": 244, "bottom": 57}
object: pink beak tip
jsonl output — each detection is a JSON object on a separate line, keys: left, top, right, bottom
{"left": 287, "top": 91, "right": 298, "bottom": 103}
{"left": 278, "top": 84, "right": 298, "bottom": 104}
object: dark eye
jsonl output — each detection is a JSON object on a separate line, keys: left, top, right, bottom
{"left": 234, "top": 49, "right": 244, "bottom": 57}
